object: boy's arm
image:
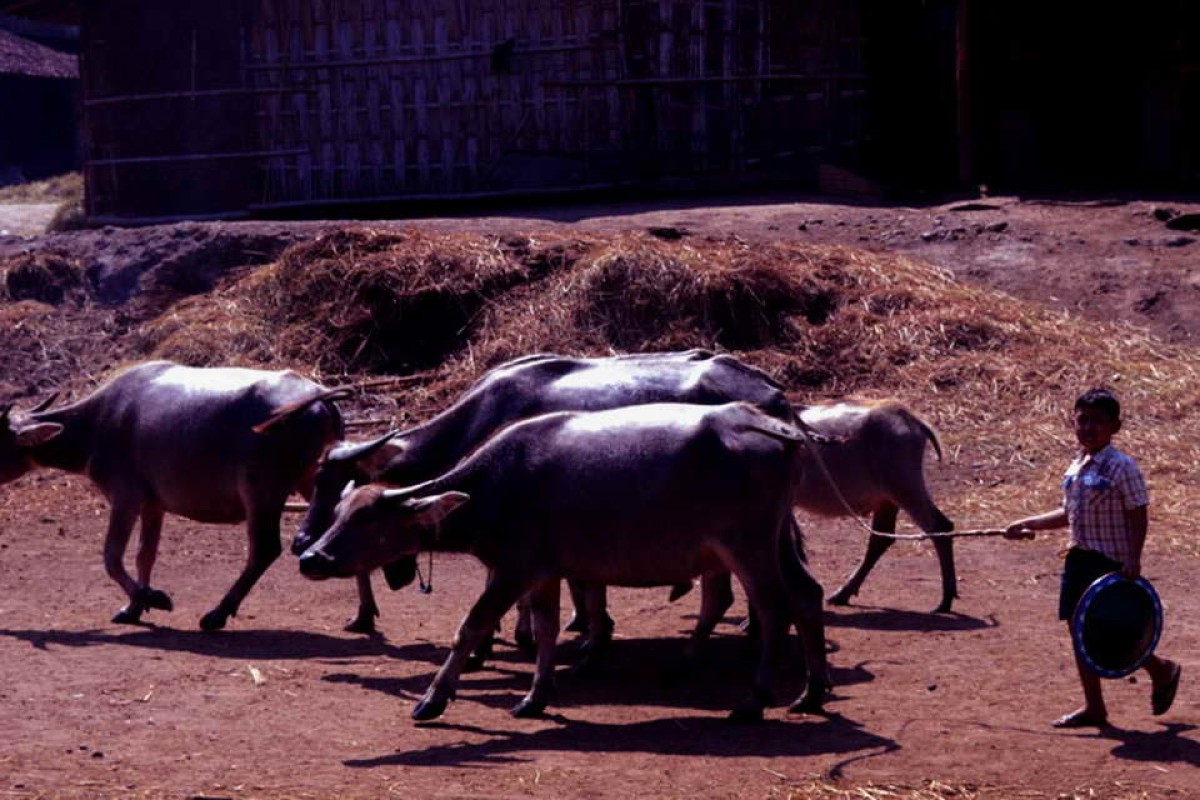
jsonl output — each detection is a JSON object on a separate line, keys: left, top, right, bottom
{"left": 1123, "top": 504, "right": 1149, "bottom": 578}
{"left": 1004, "top": 507, "right": 1068, "bottom": 540}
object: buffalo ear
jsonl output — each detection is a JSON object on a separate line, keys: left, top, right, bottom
{"left": 406, "top": 491, "right": 470, "bottom": 525}
{"left": 16, "top": 422, "right": 63, "bottom": 448}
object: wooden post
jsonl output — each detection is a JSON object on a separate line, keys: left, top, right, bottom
{"left": 956, "top": 0, "right": 974, "bottom": 185}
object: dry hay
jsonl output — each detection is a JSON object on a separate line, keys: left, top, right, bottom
{"left": 0, "top": 250, "right": 118, "bottom": 399}
{"left": 0, "top": 300, "right": 121, "bottom": 399}
{"left": 0, "top": 171, "right": 82, "bottom": 204}
{"left": 459, "top": 233, "right": 1200, "bottom": 549}
{"left": 244, "top": 227, "right": 535, "bottom": 373}
{"left": 465, "top": 234, "right": 1025, "bottom": 387}
{"left": 133, "top": 294, "right": 277, "bottom": 368}
{"left": 1, "top": 249, "right": 89, "bottom": 306}
{"left": 776, "top": 778, "right": 1156, "bottom": 800}
{"left": 6, "top": 226, "right": 1199, "bottom": 552}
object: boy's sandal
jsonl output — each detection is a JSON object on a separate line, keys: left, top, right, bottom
{"left": 1152, "top": 662, "right": 1182, "bottom": 716}
{"left": 1051, "top": 711, "right": 1108, "bottom": 729}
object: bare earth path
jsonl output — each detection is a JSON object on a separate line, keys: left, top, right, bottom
{"left": 0, "top": 203, "right": 60, "bottom": 237}
{"left": 0, "top": 470, "right": 1195, "bottom": 799}
{"left": 1, "top": 191, "right": 1198, "bottom": 798}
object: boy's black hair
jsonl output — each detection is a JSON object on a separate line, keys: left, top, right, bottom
{"left": 1075, "top": 387, "right": 1121, "bottom": 420}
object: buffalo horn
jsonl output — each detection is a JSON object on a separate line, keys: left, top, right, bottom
{"left": 327, "top": 429, "right": 400, "bottom": 464}
{"left": 28, "top": 392, "right": 60, "bottom": 414}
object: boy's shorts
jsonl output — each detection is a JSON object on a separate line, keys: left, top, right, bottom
{"left": 1059, "top": 547, "right": 1123, "bottom": 621}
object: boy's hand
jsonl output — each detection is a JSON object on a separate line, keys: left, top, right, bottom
{"left": 1004, "top": 524, "right": 1036, "bottom": 541}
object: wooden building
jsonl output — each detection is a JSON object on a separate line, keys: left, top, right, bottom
{"left": 3, "top": 0, "right": 1198, "bottom": 221}
{"left": 77, "top": 0, "right": 867, "bottom": 221}
{"left": 0, "top": 15, "right": 78, "bottom": 186}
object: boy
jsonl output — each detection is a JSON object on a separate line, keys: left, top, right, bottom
{"left": 1005, "top": 387, "right": 1181, "bottom": 728}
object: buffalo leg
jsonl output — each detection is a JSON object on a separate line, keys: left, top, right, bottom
{"left": 131, "top": 504, "right": 172, "bottom": 614}
{"left": 780, "top": 528, "right": 831, "bottom": 713}
{"left": 413, "top": 576, "right": 527, "bottom": 721}
{"left": 728, "top": 561, "right": 789, "bottom": 723}
{"left": 512, "top": 591, "right": 535, "bottom": 658}
{"left": 106, "top": 498, "right": 154, "bottom": 625}
{"left": 344, "top": 574, "right": 380, "bottom": 634}
{"left": 742, "top": 516, "right": 804, "bottom": 638}
{"left": 564, "top": 579, "right": 617, "bottom": 638}
{"left": 466, "top": 570, "right": 517, "bottom": 671}
{"left": 199, "top": 508, "right": 282, "bottom": 631}
{"left": 563, "top": 579, "right": 590, "bottom": 633}
{"left": 571, "top": 583, "right": 613, "bottom": 675}
{"left": 901, "top": 496, "right": 957, "bottom": 613}
{"left": 682, "top": 572, "right": 735, "bottom": 663}
{"left": 512, "top": 578, "right": 561, "bottom": 717}
{"left": 930, "top": 534, "right": 957, "bottom": 613}
{"left": 828, "top": 504, "right": 899, "bottom": 606}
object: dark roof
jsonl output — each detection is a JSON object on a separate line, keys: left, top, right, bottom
{"left": 0, "top": 1, "right": 79, "bottom": 25}
{"left": 0, "top": 26, "right": 75, "bottom": 77}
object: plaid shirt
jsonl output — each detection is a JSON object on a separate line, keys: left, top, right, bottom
{"left": 1062, "top": 444, "right": 1149, "bottom": 565}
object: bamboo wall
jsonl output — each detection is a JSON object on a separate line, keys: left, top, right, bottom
{"left": 247, "top": 0, "right": 626, "bottom": 205}
{"left": 82, "top": 0, "right": 868, "bottom": 220}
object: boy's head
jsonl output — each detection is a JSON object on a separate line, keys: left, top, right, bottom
{"left": 1072, "top": 387, "right": 1121, "bottom": 454}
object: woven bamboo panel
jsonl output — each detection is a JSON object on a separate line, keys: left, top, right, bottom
{"left": 244, "top": 0, "right": 866, "bottom": 206}
{"left": 249, "top": 0, "right": 625, "bottom": 204}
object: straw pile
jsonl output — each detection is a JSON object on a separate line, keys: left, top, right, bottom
{"left": 5, "top": 226, "right": 1199, "bottom": 551}
{"left": 781, "top": 778, "right": 1156, "bottom": 800}
{"left": 141, "top": 227, "right": 535, "bottom": 374}
{"left": 1, "top": 250, "right": 88, "bottom": 306}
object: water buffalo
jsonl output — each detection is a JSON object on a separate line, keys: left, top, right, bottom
{"left": 0, "top": 361, "right": 347, "bottom": 629}
{"left": 584, "top": 399, "right": 956, "bottom": 647}
{"left": 796, "top": 401, "right": 956, "bottom": 612}
{"left": 299, "top": 402, "right": 830, "bottom": 722}
{"left": 294, "top": 349, "right": 798, "bottom": 634}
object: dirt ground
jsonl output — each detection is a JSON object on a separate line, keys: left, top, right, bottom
{"left": 0, "top": 191, "right": 1198, "bottom": 799}
{"left": 0, "top": 203, "right": 60, "bottom": 237}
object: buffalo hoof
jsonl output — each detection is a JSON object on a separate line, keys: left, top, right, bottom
{"left": 198, "top": 609, "right": 229, "bottom": 632}
{"left": 729, "top": 686, "right": 773, "bottom": 723}
{"left": 571, "top": 631, "right": 611, "bottom": 676}
{"left": 511, "top": 697, "right": 548, "bottom": 718}
{"left": 738, "top": 617, "right": 761, "bottom": 641}
{"left": 135, "top": 587, "right": 174, "bottom": 612}
{"left": 932, "top": 599, "right": 955, "bottom": 614}
{"left": 464, "top": 638, "right": 495, "bottom": 672}
{"left": 827, "top": 588, "right": 854, "bottom": 607}
{"left": 727, "top": 705, "right": 765, "bottom": 724}
{"left": 788, "top": 686, "right": 830, "bottom": 715}
{"left": 571, "top": 642, "right": 609, "bottom": 676}
{"left": 563, "top": 613, "right": 588, "bottom": 635}
{"left": 411, "top": 696, "right": 448, "bottom": 722}
{"left": 111, "top": 606, "right": 144, "bottom": 625}
{"left": 514, "top": 629, "right": 537, "bottom": 660}
{"left": 667, "top": 581, "right": 694, "bottom": 602}
{"left": 343, "top": 615, "right": 377, "bottom": 635}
